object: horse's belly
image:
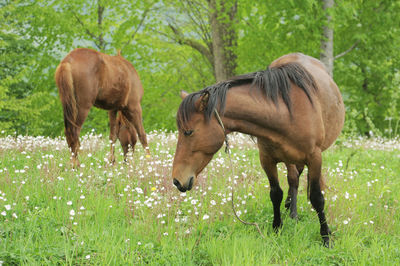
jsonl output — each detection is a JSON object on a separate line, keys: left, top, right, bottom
{"left": 95, "top": 86, "right": 129, "bottom": 109}
{"left": 274, "top": 145, "right": 307, "bottom": 164}
{"left": 258, "top": 137, "right": 309, "bottom": 164}
{"left": 93, "top": 99, "right": 117, "bottom": 110}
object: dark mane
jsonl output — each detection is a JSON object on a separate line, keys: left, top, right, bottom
{"left": 177, "top": 62, "right": 318, "bottom": 130}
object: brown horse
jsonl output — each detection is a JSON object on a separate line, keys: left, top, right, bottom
{"left": 172, "top": 53, "right": 345, "bottom": 247}
{"left": 116, "top": 111, "right": 138, "bottom": 161}
{"left": 55, "top": 48, "right": 149, "bottom": 166}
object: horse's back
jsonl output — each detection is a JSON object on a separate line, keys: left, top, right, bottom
{"left": 61, "top": 48, "right": 103, "bottom": 72}
{"left": 270, "top": 53, "right": 345, "bottom": 151}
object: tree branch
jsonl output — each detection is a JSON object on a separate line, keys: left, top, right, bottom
{"left": 70, "top": 10, "right": 97, "bottom": 41}
{"left": 68, "top": 5, "right": 105, "bottom": 51}
{"left": 181, "top": 0, "right": 211, "bottom": 44}
{"left": 97, "top": 1, "right": 105, "bottom": 51}
{"left": 334, "top": 40, "right": 360, "bottom": 60}
{"left": 168, "top": 24, "right": 213, "bottom": 65}
{"left": 121, "top": 7, "right": 153, "bottom": 51}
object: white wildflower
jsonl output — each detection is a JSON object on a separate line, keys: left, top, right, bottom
{"left": 344, "top": 192, "right": 349, "bottom": 199}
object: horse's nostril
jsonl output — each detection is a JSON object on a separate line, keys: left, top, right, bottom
{"left": 173, "top": 178, "right": 181, "bottom": 188}
{"left": 188, "top": 176, "right": 194, "bottom": 190}
{"left": 173, "top": 178, "right": 187, "bottom": 192}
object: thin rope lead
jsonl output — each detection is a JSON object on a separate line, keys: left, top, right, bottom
{"left": 214, "top": 109, "right": 230, "bottom": 153}
{"left": 214, "top": 109, "right": 265, "bottom": 239}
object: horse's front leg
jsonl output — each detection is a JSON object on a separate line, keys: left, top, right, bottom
{"left": 108, "top": 110, "right": 118, "bottom": 165}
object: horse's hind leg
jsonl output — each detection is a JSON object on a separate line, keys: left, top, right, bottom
{"left": 123, "top": 106, "right": 149, "bottom": 156}
{"left": 108, "top": 110, "right": 118, "bottom": 165}
{"left": 65, "top": 124, "right": 81, "bottom": 168}
{"left": 65, "top": 107, "right": 90, "bottom": 168}
{"left": 285, "top": 163, "right": 304, "bottom": 219}
{"left": 307, "top": 148, "right": 331, "bottom": 247}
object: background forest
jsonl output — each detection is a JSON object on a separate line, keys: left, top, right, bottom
{"left": 1, "top": 0, "right": 399, "bottom": 138}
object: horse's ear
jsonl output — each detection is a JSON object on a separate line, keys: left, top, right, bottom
{"left": 196, "top": 91, "right": 210, "bottom": 112}
{"left": 180, "top": 90, "right": 189, "bottom": 100}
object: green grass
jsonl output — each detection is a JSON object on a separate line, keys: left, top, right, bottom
{"left": 0, "top": 132, "right": 399, "bottom": 265}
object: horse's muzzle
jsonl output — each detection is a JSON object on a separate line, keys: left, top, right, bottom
{"left": 173, "top": 176, "right": 194, "bottom": 192}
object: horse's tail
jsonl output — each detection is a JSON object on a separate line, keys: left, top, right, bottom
{"left": 55, "top": 62, "right": 78, "bottom": 129}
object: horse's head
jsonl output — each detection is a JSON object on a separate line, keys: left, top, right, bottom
{"left": 172, "top": 90, "right": 225, "bottom": 192}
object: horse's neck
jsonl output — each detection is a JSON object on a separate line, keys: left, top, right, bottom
{"left": 222, "top": 85, "right": 286, "bottom": 137}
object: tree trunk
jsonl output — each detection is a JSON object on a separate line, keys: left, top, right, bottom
{"left": 320, "top": 0, "right": 334, "bottom": 77}
{"left": 209, "top": 0, "right": 238, "bottom": 82}
{"left": 168, "top": 0, "right": 238, "bottom": 82}
{"left": 97, "top": 1, "right": 106, "bottom": 51}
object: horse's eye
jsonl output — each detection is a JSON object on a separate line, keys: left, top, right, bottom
{"left": 184, "top": 130, "right": 194, "bottom": 136}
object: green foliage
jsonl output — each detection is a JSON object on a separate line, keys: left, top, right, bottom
{"left": 334, "top": 0, "right": 400, "bottom": 136}
{"left": 1, "top": 0, "right": 399, "bottom": 136}
{"left": 0, "top": 30, "right": 42, "bottom": 135}
{"left": 236, "top": 0, "right": 323, "bottom": 72}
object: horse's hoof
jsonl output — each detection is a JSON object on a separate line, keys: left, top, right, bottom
{"left": 289, "top": 212, "right": 298, "bottom": 220}
{"left": 284, "top": 198, "right": 291, "bottom": 209}
{"left": 273, "top": 220, "right": 282, "bottom": 233}
{"left": 323, "top": 237, "right": 333, "bottom": 248}
{"left": 109, "top": 157, "right": 115, "bottom": 165}
{"left": 71, "top": 159, "right": 80, "bottom": 169}
{"left": 322, "top": 229, "right": 333, "bottom": 248}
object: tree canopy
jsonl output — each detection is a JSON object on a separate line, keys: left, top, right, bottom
{"left": 1, "top": 0, "right": 399, "bottom": 137}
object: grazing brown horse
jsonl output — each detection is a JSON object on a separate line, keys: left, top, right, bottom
{"left": 55, "top": 48, "right": 149, "bottom": 166}
{"left": 172, "top": 53, "right": 345, "bottom": 247}
{"left": 116, "top": 111, "right": 138, "bottom": 161}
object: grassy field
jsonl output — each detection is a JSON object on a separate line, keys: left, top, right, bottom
{"left": 0, "top": 131, "right": 399, "bottom": 265}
